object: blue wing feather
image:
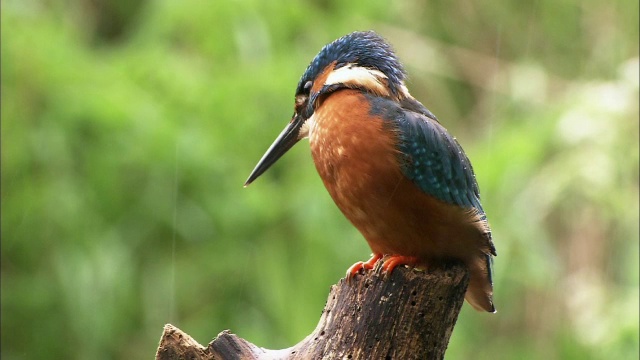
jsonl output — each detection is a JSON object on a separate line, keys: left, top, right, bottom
{"left": 367, "top": 94, "right": 484, "bottom": 213}
{"left": 367, "top": 94, "right": 497, "bottom": 290}
{"left": 399, "top": 103, "right": 498, "bottom": 297}
{"left": 396, "top": 109, "right": 484, "bottom": 213}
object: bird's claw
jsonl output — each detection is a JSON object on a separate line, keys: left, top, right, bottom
{"left": 346, "top": 254, "right": 421, "bottom": 282}
{"left": 381, "top": 255, "right": 420, "bottom": 279}
{"left": 345, "top": 253, "right": 383, "bottom": 282}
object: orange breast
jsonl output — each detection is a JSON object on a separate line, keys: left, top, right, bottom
{"left": 309, "top": 90, "right": 483, "bottom": 262}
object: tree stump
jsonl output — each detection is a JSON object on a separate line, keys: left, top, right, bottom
{"left": 156, "top": 262, "right": 469, "bottom": 360}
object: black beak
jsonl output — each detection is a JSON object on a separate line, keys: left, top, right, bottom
{"left": 244, "top": 114, "right": 305, "bottom": 186}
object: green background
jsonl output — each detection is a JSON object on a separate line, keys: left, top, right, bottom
{"left": 2, "top": 0, "right": 638, "bottom": 359}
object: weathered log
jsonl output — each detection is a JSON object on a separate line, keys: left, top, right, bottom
{"left": 156, "top": 262, "right": 469, "bottom": 360}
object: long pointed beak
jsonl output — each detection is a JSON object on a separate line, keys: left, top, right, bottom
{"left": 244, "top": 114, "right": 305, "bottom": 186}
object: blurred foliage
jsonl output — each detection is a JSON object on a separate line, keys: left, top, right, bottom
{"left": 1, "top": 0, "right": 638, "bottom": 359}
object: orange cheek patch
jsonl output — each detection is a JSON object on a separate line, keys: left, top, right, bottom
{"left": 310, "top": 62, "right": 337, "bottom": 96}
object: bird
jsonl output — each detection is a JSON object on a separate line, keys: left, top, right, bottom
{"left": 244, "top": 31, "right": 496, "bottom": 312}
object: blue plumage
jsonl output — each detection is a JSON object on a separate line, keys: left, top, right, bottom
{"left": 296, "top": 31, "right": 406, "bottom": 97}
{"left": 397, "top": 111, "right": 483, "bottom": 211}
{"left": 367, "top": 94, "right": 484, "bottom": 214}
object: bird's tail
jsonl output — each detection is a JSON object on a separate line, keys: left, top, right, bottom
{"left": 465, "top": 253, "right": 496, "bottom": 312}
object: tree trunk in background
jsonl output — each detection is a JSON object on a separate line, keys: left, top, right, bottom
{"left": 155, "top": 263, "right": 469, "bottom": 360}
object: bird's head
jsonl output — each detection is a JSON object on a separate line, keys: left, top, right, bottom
{"left": 245, "top": 31, "right": 409, "bottom": 186}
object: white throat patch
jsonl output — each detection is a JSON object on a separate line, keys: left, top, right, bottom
{"left": 298, "top": 114, "right": 316, "bottom": 140}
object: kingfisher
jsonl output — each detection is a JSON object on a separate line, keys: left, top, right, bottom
{"left": 245, "top": 31, "right": 496, "bottom": 312}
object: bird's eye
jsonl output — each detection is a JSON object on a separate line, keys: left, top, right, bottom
{"left": 303, "top": 81, "right": 313, "bottom": 92}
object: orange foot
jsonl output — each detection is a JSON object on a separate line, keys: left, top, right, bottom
{"left": 381, "top": 255, "right": 421, "bottom": 275}
{"left": 346, "top": 253, "right": 383, "bottom": 279}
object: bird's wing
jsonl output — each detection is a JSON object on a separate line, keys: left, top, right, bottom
{"left": 395, "top": 108, "right": 484, "bottom": 214}
{"left": 395, "top": 99, "right": 497, "bottom": 308}
{"left": 395, "top": 104, "right": 496, "bottom": 259}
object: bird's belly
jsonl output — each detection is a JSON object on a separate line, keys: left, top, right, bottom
{"left": 309, "top": 91, "right": 477, "bottom": 261}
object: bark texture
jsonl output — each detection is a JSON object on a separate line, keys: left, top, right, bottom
{"left": 156, "top": 262, "right": 469, "bottom": 360}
